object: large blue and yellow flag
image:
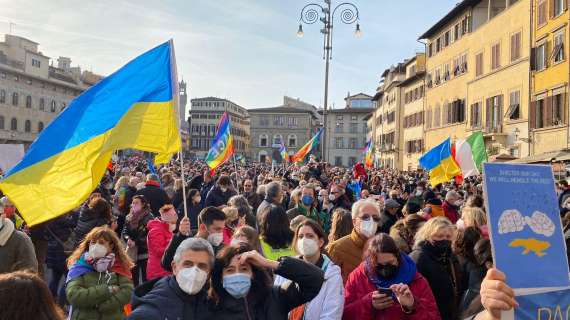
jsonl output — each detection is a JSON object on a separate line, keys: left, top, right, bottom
{"left": 419, "top": 138, "right": 461, "bottom": 186}
{"left": 205, "top": 112, "right": 234, "bottom": 175}
{"left": 0, "top": 41, "right": 181, "bottom": 226}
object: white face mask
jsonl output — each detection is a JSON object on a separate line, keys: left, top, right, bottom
{"left": 297, "top": 238, "right": 320, "bottom": 257}
{"left": 207, "top": 232, "right": 224, "bottom": 247}
{"left": 359, "top": 219, "right": 378, "bottom": 238}
{"left": 328, "top": 194, "right": 336, "bottom": 201}
{"left": 230, "top": 238, "right": 246, "bottom": 246}
{"left": 88, "top": 243, "right": 108, "bottom": 259}
{"left": 176, "top": 266, "right": 208, "bottom": 295}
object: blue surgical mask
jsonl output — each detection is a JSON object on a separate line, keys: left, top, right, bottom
{"left": 301, "top": 195, "right": 314, "bottom": 206}
{"left": 223, "top": 273, "right": 251, "bottom": 299}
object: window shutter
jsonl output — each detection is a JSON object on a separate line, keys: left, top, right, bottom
{"left": 550, "top": 0, "right": 555, "bottom": 18}
{"left": 530, "top": 101, "right": 537, "bottom": 129}
{"left": 564, "top": 0, "right": 568, "bottom": 11}
{"left": 530, "top": 47, "right": 536, "bottom": 70}
{"left": 486, "top": 98, "right": 492, "bottom": 130}
{"left": 545, "top": 40, "right": 550, "bottom": 67}
{"left": 545, "top": 96, "right": 553, "bottom": 126}
{"left": 498, "top": 95, "right": 504, "bottom": 125}
{"left": 511, "top": 34, "right": 515, "bottom": 61}
{"left": 564, "top": 93, "right": 568, "bottom": 124}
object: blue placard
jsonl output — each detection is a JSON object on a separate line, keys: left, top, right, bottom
{"left": 514, "top": 288, "right": 570, "bottom": 319}
{"left": 483, "top": 163, "right": 570, "bottom": 289}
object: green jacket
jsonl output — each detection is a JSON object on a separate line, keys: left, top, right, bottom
{"left": 66, "top": 271, "right": 133, "bottom": 320}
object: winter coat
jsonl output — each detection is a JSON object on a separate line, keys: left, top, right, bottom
{"left": 205, "top": 185, "right": 237, "bottom": 207}
{"left": 135, "top": 182, "right": 171, "bottom": 216}
{"left": 74, "top": 206, "right": 110, "bottom": 246}
{"left": 0, "top": 218, "right": 38, "bottom": 273}
{"left": 171, "top": 188, "right": 184, "bottom": 209}
{"left": 274, "top": 255, "right": 344, "bottom": 320}
{"left": 326, "top": 229, "right": 368, "bottom": 284}
{"left": 442, "top": 201, "right": 459, "bottom": 224}
{"left": 210, "top": 256, "right": 325, "bottom": 320}
{"left": 458, "top": 258, "right": 486, "bottom": 315}
{"left": 146, "top": 219, "right": 174, "bottom": 280}
{"left": 46, "top": 213, "right": 77, "bottom": 268}
{"left": 377, "top": 210, "right": 398, "bottom": 234}
{"left": 245, "top": 191, "right": 262, "bottom": 214}
{"left": 343, "top": 263, "right": 441, "bottom": 320}
{"left": 409, "top": 241, "right": 464, "bottom": 320}
{"left": 66, "top": 270, "right": 133, "bottom": 320}
{"left": 176, "top": 201, "right": 203, "bottom": 233}
{"left": 127, "top": 275, "right": 211, "bottom": 320}
{"left": 122, "top": 212, "right": 154, "bottom": 260}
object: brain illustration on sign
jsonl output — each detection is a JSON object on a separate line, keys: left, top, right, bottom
{"left": 498, "top": 209, "right": 555, "bottom": 257}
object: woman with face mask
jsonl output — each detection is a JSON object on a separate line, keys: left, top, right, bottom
{"left": 343, "top": 233, "right": 440, "bottom": 320}
{"left": 274, "top": 219, "right": 344, "bottom": 320}
{"left": 146, "top": 204, "right": 179, "bottom": 281}
{"left": 122, "top": 195, "right": 154, "bottom": 286}
{"left": 409, "top": 217, "right": 463, "bottom": 320}
{"left": 209, "top": 244, "right": 325, "bottom": 320}
{"left": 66, "top": 226, "right": 134, "bottom": 320}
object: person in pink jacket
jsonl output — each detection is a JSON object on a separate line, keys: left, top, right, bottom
{"left": 146, "top": 204, "right": 178, "bottom": 280}
{"left": 343, "top": 233, "right": 441, "bottom": 320}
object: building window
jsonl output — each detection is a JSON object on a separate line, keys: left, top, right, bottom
{"left": 538, "top": 0, "right": 547, "bottom": 25}
{"left": 335, "top": 156, "right": 342, "bottom": 166}
{"left": 335, "top": 137, "right": 344, "bottom": 148}
{"left": 536, "top": 42, "right": 547, "bottom": 70}
{"left": 349, "top": 138, "right": 357, "bottom": 149}
{"left": 507, "top": 90, "right": 521, "bottom": 120}
{"left": 554, "top": 0, "right": 564, "bottom": 17}
{"left": 287, "top": 117, "right": 298, "bottom": 127}
{"left": 553, "top": 30, "right": 565, "bottom": 63}
{"left": 491, "top": 42, "right": 501, "bottom": 70}
{"left": 335, "top": 122, "right": 343, "bottom": 133}
{"left": 0, "top": 116, "right": 3, "bottom": 129}
{"left": 552, "top": 91, "right": 566, "bottom": 125}
{"left": 476, "top": 52, "right": 484, "bottom": 76}
{"left": 10, "top": 118, "right": 17, "bottom": 131}
{"left": 434, "top": 105, "right": 441, "bottom": 127}
{"left": 351, "top": 115, "right": 358, "bottom": 120}
{"left": 0, "top": 89, "right": 5, "bottom": 103}
{"left": 26, "top": 95, "right": 32, "bottom": 108}
{"left": 273, "top": 116, "right": 284, "bottom": 126}
{"left": 349, "top": 122, "right": 358, "bottom": 133}
{"left": 273, "top": 134, "right": 282, "bottom": 145}
{"left": 349, "top": 157, "right": 357, "bottom": 167}
{"left": 260, "top": 116, "right": 269, "bottom": 126}
{"left": 336, "top": 115, "right": 343, "bottom": 121}
{"left": 535, "top": 98, "right": 545, "bottom": 128}
{"left": 31, "top": 59, "right": 41, "bottom": 68}
{"left": 470, "top": 102, "right": 482, "bottom": 128}
{"left": 12, "top": 92, "right": 18, "bottom": 106}
{"left": 510, "top": 32, "right": 521, "bottom": 62}
{"left": 24, "top": 120, "right": 31, "bottom": 133}
{"left": 51, "top": 100, "right": 56, "bottom": 112}
{"left": 288, "top": 134, "right": 297, "bottom": 147}
{"left": 38, "top": 122, "right": 44, "bottom": 132}
{"left": 486, "top": 95, "right": 503, "bottom": 131}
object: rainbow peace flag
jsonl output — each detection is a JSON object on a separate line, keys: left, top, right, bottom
{"left": 0, "top": 41, "right": 181, "bottom": 226}
{"left": 290, "top": 128, "right": 323, "bottom": 163}
{"left": 205, "top": 112, "right": 234, "bottom": 174}
{"left": 362, "top": 139, "right": 374, "bottom": 168}
{"left": 419, "top": 138, "right": 461, "bottom": 186}
{"left": 279, "top": 141, "right": 289, "bottom": 162}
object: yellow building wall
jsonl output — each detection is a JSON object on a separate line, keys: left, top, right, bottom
{"left": 531, "top": 0, "right": 569, "bottom": 155}
{"left": 402, "top": 79, "right": 425, "bottom": 170}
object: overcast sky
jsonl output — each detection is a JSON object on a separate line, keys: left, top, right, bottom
{"left": 0, "top": 0, "right": 459, "bottom": 115}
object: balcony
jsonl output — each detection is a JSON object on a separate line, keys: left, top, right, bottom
{"left": 483, "top": 125, "right": 508, "bottom": 145}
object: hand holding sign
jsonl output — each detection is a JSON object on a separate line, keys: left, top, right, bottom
{"left": 480, "top": 268, "right": 518, "bottom": 320}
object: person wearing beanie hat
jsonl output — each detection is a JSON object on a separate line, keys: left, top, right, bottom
{"left": 146, "top": 204, "right": 178, "bottom": 280}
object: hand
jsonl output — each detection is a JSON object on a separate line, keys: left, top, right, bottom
{"left": 390, "top": 283, "right": 414, "bottom": 309}
{"left": 480, "top": 268, "right": 518, "bottom": 320}
{"left": 238, "top": 250, "right": 278, "bottom": 270}
{"left": 127, "top": 239, "right": 135, "bottom": 248}
{"left": 179, "top": 216, "right": 191, "bottom": 236}
{"left": 371, "top": 291, "right": 394, "bottom": 310}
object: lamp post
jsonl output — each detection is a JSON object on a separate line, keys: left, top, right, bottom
{"left": 297, "top": 0, "right": 361, "bottom": 162}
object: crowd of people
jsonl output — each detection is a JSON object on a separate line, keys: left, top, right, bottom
{"left": 1, "top": 153, "right": 557, "bottom": 320}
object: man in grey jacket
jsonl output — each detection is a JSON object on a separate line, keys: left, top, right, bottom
{"left": 0, "top": 207, "right": 38, "bottom": 273}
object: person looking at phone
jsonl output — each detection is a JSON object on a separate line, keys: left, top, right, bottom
{"left": 343, "top": 233, "right": 440, "bottom": 320}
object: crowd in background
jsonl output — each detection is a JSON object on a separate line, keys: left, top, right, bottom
{"left": 1, "top": 152, "right": 560, "bottom": 320}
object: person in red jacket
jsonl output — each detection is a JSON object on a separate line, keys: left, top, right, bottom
{"left": 343, "top": 233, "right": 441, "bottom": 320}
{"left": 442, "top": 191, "right": 461, "bottom": 224}
{"left": 146, "top": 204, "right": 178, "bottom": 280}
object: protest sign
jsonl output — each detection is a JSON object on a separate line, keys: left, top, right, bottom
{"left": 501, "top": 287, "right": 570, "bottom": 320}
{"left": 483, "top": 163, "right": 570, "bottom": 289}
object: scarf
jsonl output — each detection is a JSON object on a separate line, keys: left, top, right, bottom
{"left": 67, "top": 253, "right": 132, "bottom": 283}
{"left": 366, "top": 252, "right": 417, "bottom": 288}
{"left": 126, "top": 209, "right": 147, "bottom": 229}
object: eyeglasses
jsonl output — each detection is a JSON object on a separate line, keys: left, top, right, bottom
{"left": 360, "top": 214, "right": 381, "bottom": 222}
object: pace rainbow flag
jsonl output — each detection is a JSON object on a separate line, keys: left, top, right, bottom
{"left": 362, "top": 139, "right": 374, "bottom": 168}
{"left": 290, "top": 128, "right": 323, "bottom": 163}
{"left": 279, "top": 140, "right": 289, "bottom": 162}
{"left": 419, "top": 137, "right": 461, "bottom": 186}
{"left": 205, "top": 112, "right": 234, "bottom": 175}
{"left": 0, "top": 41, "right": 181, "bottom": 226}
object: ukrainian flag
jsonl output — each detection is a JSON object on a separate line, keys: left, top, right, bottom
{"left": 0, "top": 40, "right": 181, "bottom": 226}
{"left": 419, "top": 138, "right": 461, "bottom": 187}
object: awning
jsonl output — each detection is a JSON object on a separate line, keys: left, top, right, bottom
{"left": 510, "top": 149, "right": 570, "bottom": 164}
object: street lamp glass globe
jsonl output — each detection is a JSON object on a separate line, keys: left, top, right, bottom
{"left": 297, "top": 24, "right": 304, "bottom": 38}
{"left": 354, "top": 23, "right": 362, "bottom": 38}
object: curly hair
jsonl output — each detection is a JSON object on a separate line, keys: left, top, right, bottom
{"left": 67, "top": 226, "right": 134, "bottom": 270}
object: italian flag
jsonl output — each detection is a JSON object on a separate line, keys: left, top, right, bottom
{"left": 453, "top": 131, "right": 487, "bottom": 180}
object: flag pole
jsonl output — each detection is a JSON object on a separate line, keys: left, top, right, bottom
{"left": 233, "top": 153, "right": 240, "bottom": 195}
{"left": 170, "top": 39, "right": 188, "bottom": 219}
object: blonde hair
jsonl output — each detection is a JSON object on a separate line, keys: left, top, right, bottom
{"left": 173, "top": 178, "right": 184, "bottom": 191}
{"left": 461, "top": 207, "right": 487, "bottom": 228}
{"left": 114, "top": 176, "right": 129, "bottom": 191}
{"left": 290, "top": 189, "right": 302, "bottom": 207}
{"left": 223, "top": 207, "right": 239, "bottom": 222}
{"left": 414, "top": 216, "right": 456, "bottom": 248}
